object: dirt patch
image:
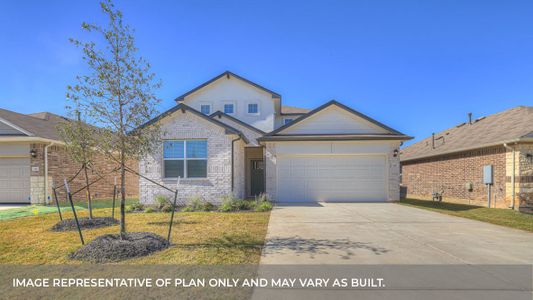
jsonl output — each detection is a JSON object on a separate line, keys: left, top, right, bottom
{"left": 70, "top": 232, "right": 170, "bottom": 263}
{"left": 50, "top": 217, "right": 119, "bottom": 232}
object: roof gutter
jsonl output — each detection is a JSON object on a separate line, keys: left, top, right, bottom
{"left": 44, "top": 142, "right": 56, "bottom": 205}
{"left": 258, "top": 135, "right": 413, "bottom": 142}
{"left": 0, "top": 136, "right": 64, "bottom": 144}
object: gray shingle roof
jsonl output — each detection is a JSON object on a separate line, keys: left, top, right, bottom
{"left": 0, "top": 108, "right": 69, "bottom": 141}
{"left": 400, "top": 106, "right": 533, "bottom": 161}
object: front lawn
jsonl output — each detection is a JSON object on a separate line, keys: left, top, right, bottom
{"left": 0, "top": 206, "right": 270, "bottom": 264}
{"left": 399, "top": 198, "right": 533, "bottom": 232}
{"left": 0, "top": 198, "right": 138, "bottom": 221}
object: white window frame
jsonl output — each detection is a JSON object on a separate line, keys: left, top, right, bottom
{"left": 222, "top": 101, "right": 236, "bottom": 115}
{"left": 283, "top": 118, "right": 294, "bottom": 125}
{"left": 247, "top": 102, "right": 260, "bottom": 115}
{"left": 199, "top": 102, "right": 212, "bottom": 115}
{"left": 163, "top": 139, "right": 208, "bottom": 179}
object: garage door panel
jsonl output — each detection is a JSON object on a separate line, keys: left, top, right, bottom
{"left": 0, "top": 157, "right": 31, "bottom": 203}
{"left": 277, "top": 155, "right": 387, "bottom": 202}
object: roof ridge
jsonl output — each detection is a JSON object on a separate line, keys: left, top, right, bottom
{"left": 174, "top": 71, "right": 281, "bottom": 101}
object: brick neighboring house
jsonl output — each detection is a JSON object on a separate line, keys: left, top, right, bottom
{"left": 0, "top": 108, "right": 138, "bottom": 204}
{"left": 400, "top": 106, "right": 533, "bottom": 211}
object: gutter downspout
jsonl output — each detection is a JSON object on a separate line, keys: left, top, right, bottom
{"left": 231, "top": 136, "right": 242, "bottom": 192}
{"left": 503, "top": 143, "right": 516, "bottom": 210}
{"left": 44, "top": 142, "right": 55, "bottom": 205}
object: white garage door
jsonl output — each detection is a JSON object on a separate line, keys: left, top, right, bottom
{"left": 0, "top": 157, "right": 31, "bottom": 203}
{"left": 277, "top": 155, "right": 387, "bottom": 202}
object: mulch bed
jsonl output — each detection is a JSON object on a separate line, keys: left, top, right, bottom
{"left": 69, "top": 232, "right": 170, "bottom": 263}
{"left": 50, "top": 217, "right": 119, "bottom": 232}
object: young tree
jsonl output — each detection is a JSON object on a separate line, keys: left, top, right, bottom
{"left": 58, "top": 110, "right": 98, "bottom": 219}
{"left": 67, "top": 0, "right": 161, "bottom": 237}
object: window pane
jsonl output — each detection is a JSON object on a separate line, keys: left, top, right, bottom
{"left": 284, "top": 118, "right": 293, "bottom": 125}
{"left": 200, "top": 105, "right": 210, "bottom": 115}
{"left": 248, "top": 104, "right": 258, "bottom": 113}
{"left": 187, "top": 160, "right": 207, "bottom": 178}
{"left": 163, "top": 141, "right": 184, "bottom": 158}
{"left": 224, "top": 104, "right": 234, "bottom": 114}
{"left": 186, "top": 140, "right": 207, "bottom": 158}
{"left": 164, "top": 160, "right": 184, "bottom": 178}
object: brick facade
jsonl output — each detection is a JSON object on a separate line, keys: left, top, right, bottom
{"left": 401, "top": 146, "right": 509, "bottom": 208}
{"left": 139, "top": 111, "right": 245, "bottom": 205}
{"left": 29, "top": 143, "right": 138, "bottom": 204}
{"left": 402, "top": 143, "right": 533, "bottom": 210}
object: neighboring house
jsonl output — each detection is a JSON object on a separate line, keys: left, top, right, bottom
{"left": 400, "top": 106, "right": 533, "bottom": 211}
{"left": 139, "top": 71, "right": 411, "bottom": 204}
{"left": 0, "top": 109, "right": 138, "bottom": 204}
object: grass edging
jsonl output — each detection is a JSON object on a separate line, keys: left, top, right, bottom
{"left": 398, "top": 198, "right": 533, "bottom": 232}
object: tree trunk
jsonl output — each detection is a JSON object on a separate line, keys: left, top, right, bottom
{"left": 119, "top": 156, "right": 126, "bottom": 238}
{"left": 83, "top": 164, "right": 93, "bottom": 219}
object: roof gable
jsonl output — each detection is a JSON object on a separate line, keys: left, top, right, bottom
{"left": 267, "top": 100, "right": 406, "bottom": 136}
{"left": 175, "top": 71, "right": 280, "bottom": 102}
{"left": 138, "top": 103, "right": 248, "bottom": 143}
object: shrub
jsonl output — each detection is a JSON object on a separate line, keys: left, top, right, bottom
{"left": 255, "top": 193, "right": 271, "bottom": 204}
{"left": 219, "top": 194, "right": 236, "bottom": 212}
{"left": 218, "top": 194, "right": 249, "bottom": 212}
{"left": 183, "top": 196, "right": 204, "bottom": 212}
{"left": 144, "top": 207, "right": 155, "bottom": 213}
{"left": 253, "top": 193, "right": 273, "bottom": 211}
{"left": 125, "top": 205, "right": 134, "bottom": 213}
{"left": 202, "top": 202, "right": 215, "bottom": 211}
{"left": 130, "top": 202, "right": 145, "bottom": 211}
{"left": 161, "top": 204, "right": 175, "bottom": 213}
{"left": 155, "top": 195, "right": 170, "bottom": 209}
{"left": 255, "top": 201, "right": 273, "bottom": 212}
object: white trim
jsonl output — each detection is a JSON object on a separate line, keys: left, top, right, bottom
{"left": 162, "top": 139, "right": 208, "bottom": 179}
{"left": 0, "top": 117, "right": 34, "bottom": 136}
{"left": 222, "top": 101, "right": 236, "bottom": 115}
{"left": 246, "top": 102, "right": 260, "bottom": 115}
{"left": 199, "top": 102, "right": 213, "bottom": 115}
{"left": 44, "top": 142, "right": 56, "bottom": 204}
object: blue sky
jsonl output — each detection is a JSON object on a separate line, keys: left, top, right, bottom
{"left": 1, "top": 0, "right": 532, "bottom": 145}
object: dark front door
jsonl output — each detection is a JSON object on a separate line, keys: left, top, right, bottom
{"left": 250, "top": 159, "right": 265, "bottom": 196}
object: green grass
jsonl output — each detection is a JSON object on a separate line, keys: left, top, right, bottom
{"left": 0, "top": 206, "right": 271, "bottom": 264}
{"left": 0, "top": 205, "right": 86, "bottom": 221}
{"left": 0, "top": 198, "right": 138, "bottom": 221}
{"left": 399, "top": 198, "right": 533, "bottom": 232}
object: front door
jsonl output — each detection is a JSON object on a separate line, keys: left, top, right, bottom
{"left": 250, "top": 159, "right": 265, "bottom": 196}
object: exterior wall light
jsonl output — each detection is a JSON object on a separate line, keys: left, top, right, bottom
{"left": 393, "top": 149, "right": 399, "bottom": 157}
{"left": 30, "top": 149, "right": 37, "bottom": 158}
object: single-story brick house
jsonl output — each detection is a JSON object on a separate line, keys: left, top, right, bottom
{"left": 400, "top": 106, "right": 533, "bottom": 211}
{"left": 0, "top": 109, "right": 138, "bottom": 204}
{"left": 139, "top": 71, "right": 411, "bottom": 204}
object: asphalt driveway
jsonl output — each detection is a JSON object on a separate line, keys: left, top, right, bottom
{"left": 260, "top": 202, "right": 533, "bottom": 264}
